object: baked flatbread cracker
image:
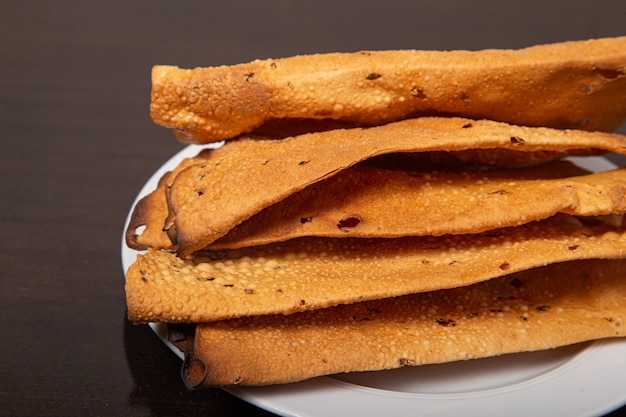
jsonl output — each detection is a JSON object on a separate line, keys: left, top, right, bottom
{"left": 166, "top": 117, "right": 626, "bottom": 257}
{"left": 150, "top": 37, "right": 626, "bottom": 143}
{"left": 125, "top": 214, "right": 626, "bottom": 324}
{"left": 172, "top": 258, "right": 626, "bottom": 387}
{"left": 125, "top": 149, "right": 605, "bottom": 252}
{"left": 210, "top": 165, "right": 626, "bottom": 249}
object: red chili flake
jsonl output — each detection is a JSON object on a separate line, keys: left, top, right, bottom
{"left": 568, "top": 245, "right": 579, "bottom": 251}
{"left": 300, "top": 299, "right": 306, "bottom": 306}
{"left": 435, "top": 318, "right": 456, "bottom": 327}
{"left": 488, "top": 189, "right": 509, "bottom": 195}
{"left": 300, "top": 216, "right": 313, "bottom": 224}
{"left": 366, "top": 73, "right": 382, "bottom": 80}
{"left": 499, "top": 262, "right": 510, "bottom": 271}
{"left": 244, "top": 72, "right": 254, "bottom": 81}
{"left": 398, "top": 358, "right": 416, "bottom": 366}
{"left": 462, "top": 123, "right": 473, "bottom": 128}
{"left": 337, "top": 216, "right": 361, "bottom": 232}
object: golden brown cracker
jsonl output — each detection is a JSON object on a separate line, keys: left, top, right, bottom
{"left": 176, "top": 258, "right": 626, "bottom": 387}
{"left": 125, "top": 148, "right": 604, "bottom": 251}
{"left": 167, "top": 117, "right": 626, "bottom": 257}
{"left": 150, "top": 37, "right": 626, "bottom": 143}
{"left": 211, "top": 164, "right": 626, "bottom": 249}
{"left": 125, "top": 214, "right": 626, "bottom": 324}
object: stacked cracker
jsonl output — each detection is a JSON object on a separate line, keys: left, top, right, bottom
{"left": 125, "top": 37, "right": 626, "bottom": 388}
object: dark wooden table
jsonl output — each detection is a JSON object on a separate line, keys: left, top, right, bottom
{"left": 2, "top": 1, "right": 625, "bottom": 416}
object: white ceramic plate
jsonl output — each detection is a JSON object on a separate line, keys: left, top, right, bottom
{"left": 121, "top": 145, "right": 626, "bottom": 417}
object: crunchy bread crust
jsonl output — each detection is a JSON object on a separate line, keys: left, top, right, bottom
{"left": 211, "top": 164, "right": 626, "bottom": 249}
{"left": 124, "top": 147, "right": 606, "bottom": 251}
{"left": 166, "top": 117, "right": 626, "bottom": 257}
{"left": 125, "top": 214, "right": 626, "bottom": 324}
{"left": 150, "top": 37, "right": 626, "bottom": 143}
{"left": 172, "top": 258, "right": 626, "bottom": 387}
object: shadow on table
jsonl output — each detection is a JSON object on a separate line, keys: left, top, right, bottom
{"left": 123, "top": 318, "right": 276, "bottom": 416}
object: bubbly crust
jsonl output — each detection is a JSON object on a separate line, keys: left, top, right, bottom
{"left": 150, "top": 37, "right": 626, "bottom": 143}
{"left": 171, "top": 258, "right": 626, "bottom": 387}
{"left": 125, "top": 38, "right": 626, "bottom": 390}
{"left": 125, "top": 214, "right": 626, "bottom": 324}
{"left": 165, "top": 117, "right": 626, "bottom": 257}
{"left": 211, "top": 164, "right": 626, "bottom": 249}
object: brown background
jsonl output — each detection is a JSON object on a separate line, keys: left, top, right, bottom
{"left": 1, "top": 0, "right": 625, "bottom": 416}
